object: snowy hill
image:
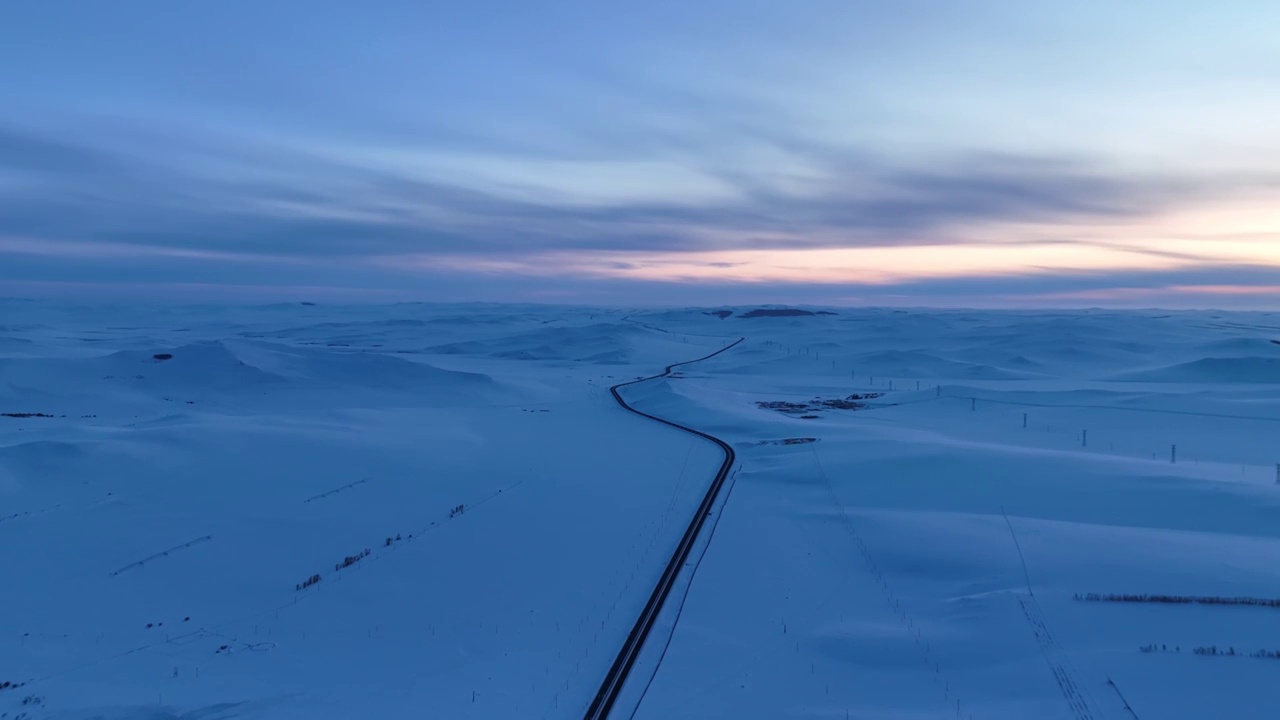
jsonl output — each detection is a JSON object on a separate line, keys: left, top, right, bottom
{"left": 4, "top": 303, "right": 1280, "bottom": 719}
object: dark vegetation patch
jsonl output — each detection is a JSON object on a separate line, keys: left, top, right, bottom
{"left": 152, "top": 353, "right": 173, "bottom": 361}
{"left": 704, "top": 310, "right": 733, "bottom": 319}
{"left": 799, "top": 414, "right": 819, "bottom": 419}
{"left": 756, "top": 393, "right": 885, "bottom": 416}
{"left": 1076, "top": 592, "right": 1280, "bottom": 610}
{"left": 1194, "top": 646, "right": 1280, "bottom": 660}
{"left": 301, "top": 301, "right": 317, "bottom": 306}
{"left": 1, "top": 412, "right": 53, "bottom": 418}
{"left": 1271, "top": 339, "right": 1280, "bottom": 345}
{"left": 335, "top": 548, "right": 371, "bottom": 571}
{"left": 296, "top": 502, "right": 471, "bottom": 591}
{"left": 1136, "top": 643, "right": 1280, "bottom": 662}
{"left": 755, "top": 437, "right": 819, "bottom": 446}
{"left": 738, "top": 308, "right": 838, "bottom": 318}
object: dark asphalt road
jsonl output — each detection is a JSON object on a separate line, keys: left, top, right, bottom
{"left": 584, "top": 337, "right": 745, "bottom": 720}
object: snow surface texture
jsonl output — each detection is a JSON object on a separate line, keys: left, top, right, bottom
{"left": 3, "top": 301, "right": 1280, "bottom": 719}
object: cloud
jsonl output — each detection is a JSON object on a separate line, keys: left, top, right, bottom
{"left": 0, "top": 117, "right": 1277, "bottom": 309}
{"left": 0, "top": 126, "right": 120, "bottom": 175}
{"left": 3, "top": 121, "right": 1269, "bottom": 255}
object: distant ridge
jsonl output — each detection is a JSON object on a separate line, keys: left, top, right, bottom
{"left": 1113, "top": 356, "right": 1280, "bottom": 384}
{"left": 703, "top": 308, "right": 839, "bottom": 319}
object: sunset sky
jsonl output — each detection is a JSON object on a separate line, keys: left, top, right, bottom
{"left": 2, "top": 1, "right": 1278, "bottom": 307}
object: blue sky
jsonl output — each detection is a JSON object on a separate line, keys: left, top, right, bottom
{"left": 2, "top": 1, "right": 1278, "bottom": 306}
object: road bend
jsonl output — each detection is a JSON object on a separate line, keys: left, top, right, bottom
{"left": 584, "top": 337, "right": 745, "bottom": 720}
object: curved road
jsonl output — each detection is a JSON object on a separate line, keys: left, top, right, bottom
{"left": 584, "top": 337, "right": 745, "bottom": 720}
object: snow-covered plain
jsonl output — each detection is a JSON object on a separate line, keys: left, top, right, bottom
{"left": 4, "top": 301, "right": 1280, "bottom": 719}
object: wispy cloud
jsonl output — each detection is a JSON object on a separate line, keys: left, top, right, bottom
{"left": 3, "top": 122, "right": 1274, "bottom": 258}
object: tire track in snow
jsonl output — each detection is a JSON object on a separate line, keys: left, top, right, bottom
{"left": 1003, "top": 512, "right": 1108, "bottom": 720}
{"left": 1018, "top": 594, "right": 1106, "bottom": 720}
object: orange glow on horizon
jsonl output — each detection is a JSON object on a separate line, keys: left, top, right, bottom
{"left": 385, "top": 193, "right": 1280, "bottom": 287}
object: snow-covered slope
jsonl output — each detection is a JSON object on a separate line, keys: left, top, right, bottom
{"left": 4, "top": 302, "right": 1279, "bottom": 719}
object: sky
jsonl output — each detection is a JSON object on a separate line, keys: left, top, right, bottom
{"left": 1, "top": 1, "right": 1278, "bottom": 308}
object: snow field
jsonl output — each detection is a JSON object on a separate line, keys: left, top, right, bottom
{"left": 5, "top": 303, "right": 1280, "bottom": 719}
